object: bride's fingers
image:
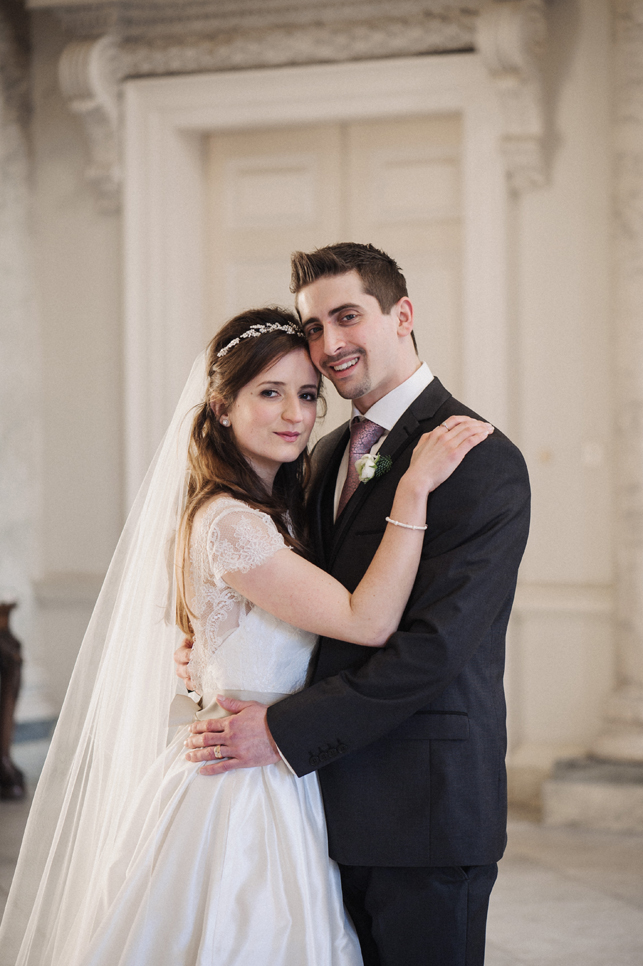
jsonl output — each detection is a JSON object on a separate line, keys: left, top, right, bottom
{"left": 438, "top": 418, "right": 492, "bottom": 440}
{"left": 443, "top": 422, "right": 493, "bottom": 450}
{"left": 412, "top": 420, "right": 492, "bottom": 466}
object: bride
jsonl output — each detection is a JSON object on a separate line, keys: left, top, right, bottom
{"left": 0, "top": 307, "right": 491, "bottom": 966}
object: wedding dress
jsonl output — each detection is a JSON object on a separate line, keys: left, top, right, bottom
{"left": 72, "top": 495, "right": 362, "bottom": 966}
{"left": 0, "top": 354, "right": 361, "bottom": 966}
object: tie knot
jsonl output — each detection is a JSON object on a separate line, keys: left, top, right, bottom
{"left": 350, "top": 418, "right": 384, "bottom": 458}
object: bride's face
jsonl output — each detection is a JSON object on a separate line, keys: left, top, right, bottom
{"left": 222, "top": 347, "right": 319, "bottom": 488}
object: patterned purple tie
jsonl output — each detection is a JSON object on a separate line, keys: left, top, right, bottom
{"left": 337, "top": 417, "right": 385, "bottom": 517}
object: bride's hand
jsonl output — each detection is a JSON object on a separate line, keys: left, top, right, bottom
{"left": 405, "top": 416, "right": 494, "bottom": 494}
{"left": 174, "top": 637, "right": 197, "bottom": 692}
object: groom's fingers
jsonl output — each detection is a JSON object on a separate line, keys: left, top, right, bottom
{"left": 185, "top": 742, "right": 230, "bottom": 762}
{"left": 185, "top": 727, "right": 225, "bottom": 749}
{"left": 198, "top": 758, "right": 244, "bottom": 776}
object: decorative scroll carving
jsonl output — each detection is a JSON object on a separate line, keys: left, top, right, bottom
{"left": 58, "top": 35, "right": 123, "bottom": 212}
{"left": 476, "top": 0, "right": 547, "bottom": 193}
{"left": 592, "top": 0, "right": 643, "bottom": 762}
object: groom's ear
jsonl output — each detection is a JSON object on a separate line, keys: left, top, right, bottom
{"left": 394, "top": 296, "right": 414, "bottom": 337}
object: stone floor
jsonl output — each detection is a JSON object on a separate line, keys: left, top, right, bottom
{"left": 2, "top": 741, "right": 643, "bottom": 964}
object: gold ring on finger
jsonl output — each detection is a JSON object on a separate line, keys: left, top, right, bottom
{"left": 213, "top": 744, "right": 223, "bottom": 759}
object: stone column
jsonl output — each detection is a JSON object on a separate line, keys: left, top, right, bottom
{"left": 592, "top": 0, "right": 643, "bottom": 763}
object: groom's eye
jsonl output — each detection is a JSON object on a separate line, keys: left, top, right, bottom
{"left": 304, "top": 324, "right": 322, "bottom": 340}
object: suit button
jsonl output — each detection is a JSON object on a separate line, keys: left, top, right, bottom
{"left": 309, "top": 756, "right": 320, "bottom": 766}
{"left": 338, "top": 744, "right": 348, "bottom": 754}
{"left": 328, "top": 748, "right": 338, "bottom": 758}
{"left": 319, "top": 751, "right": 329, "bottom": 762}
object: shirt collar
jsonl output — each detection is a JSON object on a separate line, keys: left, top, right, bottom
{"left": 351, "top": 362, "right": 434, "bottom": 431}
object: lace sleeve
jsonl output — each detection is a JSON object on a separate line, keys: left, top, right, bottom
{"left": 206, "top": 498, "right": 289, "bottom": 583}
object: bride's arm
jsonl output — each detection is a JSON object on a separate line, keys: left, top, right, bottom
{"left": 223, "top": 416, "right": 492, "bottom": 647}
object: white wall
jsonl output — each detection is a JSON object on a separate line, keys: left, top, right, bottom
{"left": 30, "top": 12, "right": 123, "bottom": 710}
{"left": 507, "top": 0, "right": 613, "bottom": 791}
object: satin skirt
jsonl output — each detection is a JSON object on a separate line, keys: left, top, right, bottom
{"left": 78, "top": 704, "right": 362, "bottom": 966}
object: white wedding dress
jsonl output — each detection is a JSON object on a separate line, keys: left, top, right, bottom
{"left": 77, "top": 496, "right": 362, "bottom": 966}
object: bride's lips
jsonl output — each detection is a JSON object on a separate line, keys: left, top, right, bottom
{"left": 275, "top": 432, "right": 301, "bottom": 441}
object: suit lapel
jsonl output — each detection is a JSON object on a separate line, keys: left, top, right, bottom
{"left": 329, "top": 378, "right": 452, "bottom": 565}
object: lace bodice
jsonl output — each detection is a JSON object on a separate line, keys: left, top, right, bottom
{"left": 186, "top": 496, "right": 317, "bottom": 697}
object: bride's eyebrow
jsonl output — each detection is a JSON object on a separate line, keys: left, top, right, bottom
{"left": 257, "top": 380, "right": 318, "bottom": 390}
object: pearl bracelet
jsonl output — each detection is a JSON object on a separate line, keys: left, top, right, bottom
{"left": 385, "top": 516, "right": 428, "bottom": 531}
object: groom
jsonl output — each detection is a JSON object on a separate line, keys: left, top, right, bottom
{"left": 180, "top": 243, "right": 530, "bottom": 965}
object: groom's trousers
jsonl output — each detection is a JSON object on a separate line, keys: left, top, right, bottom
{"left": 339, "top": 862, "right": 498, "bottom": 966}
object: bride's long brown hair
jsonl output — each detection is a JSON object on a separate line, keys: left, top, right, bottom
{"left": 176, "top": 307, "right": 321, "bottom": 635}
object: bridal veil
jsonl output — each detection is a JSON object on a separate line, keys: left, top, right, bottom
{"left": 0, "top": 353, "right": 208, "bottom": 966}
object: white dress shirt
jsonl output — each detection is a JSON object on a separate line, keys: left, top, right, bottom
{"left": 333, "top": 362, "right": 434, "bottom": 520}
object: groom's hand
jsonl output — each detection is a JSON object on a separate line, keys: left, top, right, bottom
{"left": 184, "top": 697, "right": 281, "bottom": 775}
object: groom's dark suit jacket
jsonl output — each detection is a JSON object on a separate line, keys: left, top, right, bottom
{"left": 267, "top": 378, "right": 530, "bottom": 868}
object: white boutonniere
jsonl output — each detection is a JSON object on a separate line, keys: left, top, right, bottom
{"left": 355, "top": 453, "right": 393, "bottom": 484}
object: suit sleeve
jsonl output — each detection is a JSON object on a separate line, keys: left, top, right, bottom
{"left": 267, "top": 434, "right": 531, "bottom": 776}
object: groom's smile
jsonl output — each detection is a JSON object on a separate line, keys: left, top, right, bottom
{"left": 296, "top": 270, "right": 418, "bottom": 412}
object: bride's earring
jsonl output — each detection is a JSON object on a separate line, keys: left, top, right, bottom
{"left": 221, "top": 416, "right": 230, "bottom": 427}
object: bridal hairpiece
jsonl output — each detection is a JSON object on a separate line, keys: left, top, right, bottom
{"left": 217, "top": 322, "right": 305, "bottom": 357}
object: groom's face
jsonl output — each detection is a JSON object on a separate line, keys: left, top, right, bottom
{"left": 297, "top": 271, "right": 412, "bottom": 413}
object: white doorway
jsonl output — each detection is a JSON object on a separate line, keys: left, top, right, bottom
{"left": 124, "top": 54, "right": 506, "bottom": 502}
{"left": 205, "top": 115, "right": 463, "bottom": 434}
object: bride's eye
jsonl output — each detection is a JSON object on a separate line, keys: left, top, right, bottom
{"left": 260, "top": 389, "right": 279, "bottom": 398}
{"left": 300, "top": 392, "right": 318, "bottom": 402}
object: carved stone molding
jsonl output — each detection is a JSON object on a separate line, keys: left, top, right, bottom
{"left": 49, "top": 1, "right": 549, "bottom": 209}
{"left": 58, "top": 34, "right": 123, "bottom": 212}
{"left": 592, "top": 0, "right": 643, "bottom": 763}
{"left": 38, "top": 1, "right": 480, "bottom": 54}
{"left": 121, "top": 18, "right": 474, "bottom": 77}
{"left": 476, "top": 0, "right": 547, "bottom": 193}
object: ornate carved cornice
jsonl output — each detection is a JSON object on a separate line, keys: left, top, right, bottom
{"left": 33, "top": 1, "right": 481, "bottom": 54}
{"left": 476, "top": 0, "right": 547, "bottom": 192}
{"left": 58, "top": 34, "right": 123, "bottom": 212}
{"left": 121, "top": 17, "right": 474, "bottom": 76}
{"left": 49, "top": 0, "right": 550, "bottom": 208}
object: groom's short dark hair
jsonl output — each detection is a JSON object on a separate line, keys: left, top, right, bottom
{"left": 290, "top": 242, "right": 408, "bottom": 315}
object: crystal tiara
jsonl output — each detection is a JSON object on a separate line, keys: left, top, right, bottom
{"left": 216, "top": 322, "right": 305, "bottom": 358}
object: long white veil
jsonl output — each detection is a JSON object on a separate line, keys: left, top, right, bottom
{"left": 0, "top": 353, "right": 208, "bottom": 966}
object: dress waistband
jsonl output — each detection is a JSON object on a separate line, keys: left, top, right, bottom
{"left": 169, "top": 689, "right": 290, "bottom": 727}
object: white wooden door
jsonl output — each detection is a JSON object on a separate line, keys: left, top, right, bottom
{"left": 206, "top": 115, "right": 462, "bottom": 434}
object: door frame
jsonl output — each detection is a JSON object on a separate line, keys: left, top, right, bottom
{"left": 124, "top": 53, "right": 508, "bottom": 503}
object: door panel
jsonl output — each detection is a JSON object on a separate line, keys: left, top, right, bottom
{"left": 206, "top": 115, "right": 462, "bottom": 435}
